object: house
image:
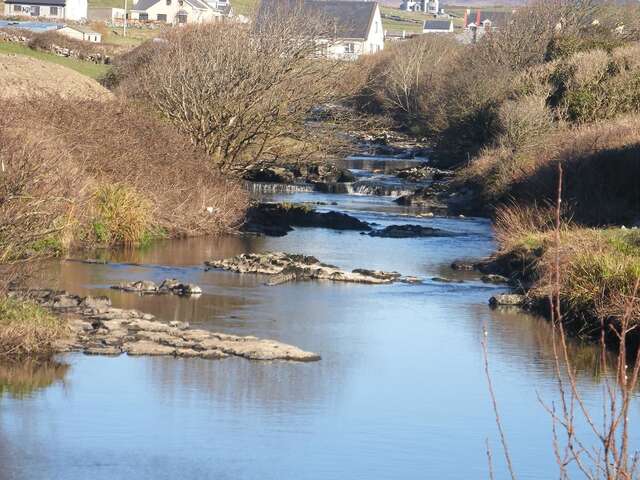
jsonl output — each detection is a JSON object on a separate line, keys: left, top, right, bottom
{"left": 400, "top": 0, "right": 439, "bottom": 15}
{"left": 3, "top": 0, "right": 88, "bottom": 21}
{"left": 58, "top": 24, "right": 101, "bottom": 42}
{"left": 130, "top": 0, "right": 228, "bottom": 24}
{"left": 422, "top": 19, "right": 452, "bottom": 33}
{"left": 462, "top": 9, "right": 511, "bottom": 30}
{"left": 87, "top": 6, "right": 126, "bottom": 22}
{"left": 259, "top": 0, "right": 385, "bottom": 60}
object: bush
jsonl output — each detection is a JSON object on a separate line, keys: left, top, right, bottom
{"left": 0, "top": 97, "right": 248, "bottom": 254}
{"left": 0, "top": 297, "right": 69, "bottom": 358}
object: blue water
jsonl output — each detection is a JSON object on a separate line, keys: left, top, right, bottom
{"left": 0, "top": 186, "right": 633, "bottom": 479}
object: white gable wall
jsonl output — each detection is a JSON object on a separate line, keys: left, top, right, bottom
{"left": 131, "top": 0, "right": 221, "bottom": 23}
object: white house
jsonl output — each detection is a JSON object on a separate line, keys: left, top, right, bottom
{"left": 3, "top": 0, "right": 87, "bottom": 21}
{"left": 400, "top": 0, "right": 439, "bottom": 15}
{"left": 422, "top": 19, "right": 452, "bottom": 33}
{"left": 130, "top": 0, "right": 228, "bottom": 23}
{"left": 259, "top": 0, "right": 384, "bottom": 60}
{"left": 58, "top": 24, "right": 101, "bottom": 42}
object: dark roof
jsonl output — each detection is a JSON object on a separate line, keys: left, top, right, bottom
{"left": 4, "top": 0, "right": 65, "bottom": 5}
{"left": 132, "top": 0, "right": 160, "bottom": 10}
{"left": 423, "top": 19, "right": 451, "bottom": 30}
{"left": 464, "top": 10, "right": 511, "bottom": 28}
{"left": 258, "top": 0, "right": 378, "bottom": 40}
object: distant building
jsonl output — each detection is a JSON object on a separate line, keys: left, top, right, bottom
{"left": 258, "top": 0, "right": 385, "bottom": 60}
{"left": 459, "top": 9, "right": 512, "bottom": 43}
{"left": 58, "top": 24, "right": 101, "bottom": 41}
{"left": 400, "top": 0, "right": 439, "bottom": 15}
{"left": 87, "top": 6, "right": 126, "bottom": 22}
{"left": 130, "top": 0, "right": 230, "bottom": 24}
{"left": 422, "top": 19, "right": 452, "bottom": 33}
{"left": 3, "top": 0, "right": 88, "bottom": 21}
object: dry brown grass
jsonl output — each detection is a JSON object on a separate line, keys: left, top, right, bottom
{"left": 0, "top": 97, "right": 248, "bottom": 257}
{"left": 0, "top": 53, "right": 112, "bottom": 101}
{"left": 0, "top": 297, "right": 69, "bottom": 358}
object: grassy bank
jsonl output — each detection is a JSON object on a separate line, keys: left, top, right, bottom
{"left": 0, "top": 41, "right": 110, "bottom": 78}
{"left": 0, "top": 297, "right": 68, "bottom": 358}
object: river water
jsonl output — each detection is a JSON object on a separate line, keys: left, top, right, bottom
{"left": 0, "top": 158, "right": 635, "bottom": 480}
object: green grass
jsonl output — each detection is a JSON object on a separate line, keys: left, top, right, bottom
{"left": 0, "top": 41, "right": 110, "bottom": 79}
{"left": 0, "top": 297, "right": 68, "bottom": 357}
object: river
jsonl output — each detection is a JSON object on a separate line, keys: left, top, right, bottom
{"left": 0, "top": 156, "right": 635, "bottom": 480}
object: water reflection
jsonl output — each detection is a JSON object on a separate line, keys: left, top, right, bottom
{"left": 0, "top": 359, "right": 69, "bottom": 399}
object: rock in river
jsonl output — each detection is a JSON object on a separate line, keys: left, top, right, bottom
{"left": 205, "top": 252, "right": 415, "bottom": 285}
{"left": 242, "top": 202, "right": 370, "bottom": 237}
{"left": 111, "top": 279, "right": 202, "bottom": 296}
{"left": 489, "top": 294, "right": 525, "bottom": 307}
{"left": 368, "top": 224, "right": 456, "bottom": 238}
{"left": 14, "top": 289, "right": 320, "bottom": 362}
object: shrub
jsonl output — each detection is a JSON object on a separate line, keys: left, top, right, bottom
{"left": 91, "top": 184, "right": 153, "bottom": 246}
{"left": 0, "top": 297, "right": 69, "bottom": 358}
{"left": 0, "top": 96, "right": 248, "bottom": 254}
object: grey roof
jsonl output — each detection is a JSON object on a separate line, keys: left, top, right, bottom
{"left": 4, "top": 0, "right": 65, "bottom": 5}
{"left": 423, "top": 19, "right": 451, "bottom": 31}
{"left": 132, "top": 0, "right": 212, "bottom": 11}
{"left": 132, "top": 0, "right": 160, "bottom": 11}
{"left": 258, "top": 0, "right": 378, "bottom": 40}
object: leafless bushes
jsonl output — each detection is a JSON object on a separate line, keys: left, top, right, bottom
{"left": 486, "top": 171, "right": 640, "bottom": 479}
{"left": 0, "top": 97, "right": 248, "bottom": 257}
{"left": 113, "top": 11, "right": 346, "bottom": 171}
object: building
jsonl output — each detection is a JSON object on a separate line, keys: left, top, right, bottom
{"left": 422, "top": 19, "right": 452, "bottom": 33}
{"left": 259, "top": 0, "right": 385, "bottom": 60}
{"left": 130, "top": 0, "right": 228, "bottom": 24}
{"left": 58, "top": 24, "right": 101, "bottom": 41}
{"left": 3, "top": 0, "right": 88, "bottom": 21}
{"left": 400, "top": 0, "right": 438, "bottom": 15}
{"left": 87, "top": 6, "right": 126, "bottom": 22}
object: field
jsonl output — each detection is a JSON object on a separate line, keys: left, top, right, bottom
{"left": 0, "top": 41, "right": 110, "bottom": 78}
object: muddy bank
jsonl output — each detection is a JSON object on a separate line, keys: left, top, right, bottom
{"left": 12, "top": 289, "right": 320, "bottom": 362}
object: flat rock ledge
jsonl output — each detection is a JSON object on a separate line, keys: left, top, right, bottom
{"left": 367, "top": 224, "right": 457, "bottom": 238}
{"left": 111, "top": 278, "right": 202, "bottom": 296}
{"left": 13, "top": 289, "right": 320, "bottom": 362}
{"left": 205, "top": 252, "right": 420, "bottom": 285}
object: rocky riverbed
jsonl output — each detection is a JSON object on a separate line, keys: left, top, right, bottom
{"left": 12, "top": 289, "right": 321, "bottom": 362}
{"left": 205, "top": 252, "right": 420, "bottom": 285}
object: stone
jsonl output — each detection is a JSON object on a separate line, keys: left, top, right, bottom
{"left": 242, "top": 202, "right": 370, "bottom": 237}
{"left": 489, "top": 294, "right": 525, "bottom": 307}
{"left": 113, "top": 279, "right": 202, "bottom": 296}
{"left": 169, "top": 321, "right": 190, "bottom": 330}
{"left": 451, "top": 260, "right": 477, "bottom": 271}
{"left": 481, "top": 274, "right": 510, "bottom": 284}
{"left": 112, "top": 280, "right": 158, "bottom": 293}
{"left": 123, "top": 341, "right": 176, "bottom": 356}
{"left": 52, "top": 294, "right": 81, "bottom": 309}
{"left": 368, "top": 225, "right": 456, "bottom": 238}
{"left": 80, "top": 296, "right": 112, "bottom": 310}
{"left": 432, "top": 277, "right": 465, "bottom": 284}
{"left": 206, "top": 252, "right": 411, "bottom": 285}
{"left": 84, "top": 346, "right": 121, "bottom": 356}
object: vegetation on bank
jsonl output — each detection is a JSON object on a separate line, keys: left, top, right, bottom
{"left": 0, "top": 41, "right": 110, "bottom": 78}
{"left": 0, "top": 97, "right": 248, "bottom": 261}
{"left": 0, "top": 297, "right": 68, "bottom": 358}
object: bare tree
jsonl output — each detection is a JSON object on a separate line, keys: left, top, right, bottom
{"left": 127, "top": 8, "right": 346, "bottom": 172}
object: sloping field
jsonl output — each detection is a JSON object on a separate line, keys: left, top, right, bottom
{"left": 0, "top": 53, "right": 112, "bottom": 100}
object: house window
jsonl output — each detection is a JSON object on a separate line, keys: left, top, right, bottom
{"left": 157, "top": 13, "right": 167, "bottom": 21}
{"left": 166, "top": 0, "right": 171, "bottom": 5}
{"left": 177, "top": 12, "right": 187, "bottom": 23}
{"left": 30, "top": 5, "right": 40, "bottom": 16}
{"left": 13, "top": 4, "right": 22, "bottom": 12}
{"left": 49, "top": 6, "right": 58, "bottom": 15}
{"left": 344, "top": 43, "right": 355, "bottom": 54}
{"left": 374, "top": 21, "right": 378, "bottom": 33}
{"left": 138, "top": 12, "right": 148, "bottom": 20}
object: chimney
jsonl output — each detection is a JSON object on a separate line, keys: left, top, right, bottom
{"left": 463, "top": 9, "right": 468, "bottom": 27}
{"left": 476, "top": 9, "right": 481, "bottom": 26}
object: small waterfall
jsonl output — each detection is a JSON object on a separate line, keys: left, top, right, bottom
{"left": 244, "top": 182, "right": 315, "bottom": 195}
{"left": 349, "top": 181, "right": 415, "bottom": 197}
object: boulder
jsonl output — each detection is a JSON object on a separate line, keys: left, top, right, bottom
{"left": 206, "top": 252, "right": 413, "bottom": 285}
{"left": 489, "top": 294, "right": 525, "bottom": 307}
{"left": 451, "top": 260, "right": 477, "bottom": 271}
{"left": 368, "top": 225, "right": 456, "bottom": 238}
{"left": 112, "top": 279, "right": 202, "bottom": 296}
{"left": 481, "top": 274, "right": 510, "bottom": 284}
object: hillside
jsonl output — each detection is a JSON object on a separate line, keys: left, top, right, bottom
{"left": 0, "top": 53, "right": 112, "bottom": 100}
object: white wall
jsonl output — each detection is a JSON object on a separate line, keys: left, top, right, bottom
{"left": 65, "top": 0, "right": 88, "bottom": 20}
{"left": 132, "top": 0, "right": 221, "bottom": 23}
{"left": 4, "top": 3, "right": 65, "bottom": 19}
